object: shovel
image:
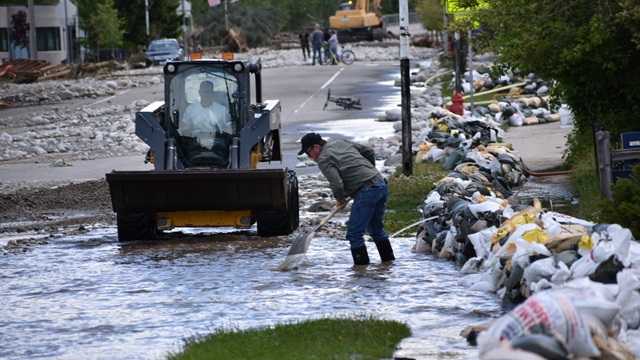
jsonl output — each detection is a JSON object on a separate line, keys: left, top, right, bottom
{"left": 277, "top": 204, "right": 345, "bottom": 271}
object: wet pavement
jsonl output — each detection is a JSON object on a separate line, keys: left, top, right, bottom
{"left": 0, "top": 226, "right": 501, "bottom": 360}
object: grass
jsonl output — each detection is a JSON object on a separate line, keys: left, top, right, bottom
{"left": 384, "top": 162, "right": 448, "bottom": 236}
{"left": 569, "top": 146, "right": 605, "bottom": 220}
{"left": 167, "top": 317, "right": 411, "bottom": 360}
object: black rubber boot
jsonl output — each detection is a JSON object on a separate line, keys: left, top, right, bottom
{"left": 375, "top": 239, "right": 395, "bottom": 262}
{"left": 350, "top": 246, "right": 370, "bottom": 265}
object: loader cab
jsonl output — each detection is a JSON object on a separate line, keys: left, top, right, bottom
{"left": 164, "top": 61, "right": 248, "bottom": 168}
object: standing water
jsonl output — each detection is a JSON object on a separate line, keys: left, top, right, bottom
{"left": 1, "top": 226, "right": 501, "bottom": 359}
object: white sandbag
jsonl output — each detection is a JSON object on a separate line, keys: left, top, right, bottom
{"left": 466, "top": 149, "right": 502, "bottom": 173}
{"left": 619, "top": 328, "right": 640, "bottom": 358}
{"left": 428, "top": 147, "right": 446, "bottom": 162}
{"left": 550, "top": 262, "right": 571, "bottom": 284}
{"left": 468, "top": 201, "right": 502, "bottom": 216}
{"left": 540, "top": 212, "right": 562, "bottom": 238}
{"left": 461, "top": 256, "right": 484, "bottom": 274}
{"left": 502, "top": 206, "right": 515, "bottom": 219}
{"left": 559, "top": 105, "right": 574, "bottom": 128}
{"left": 412, "top": 236, "right": 432, "bottom": 254}
{"left": 464, "top": 258, "right": 502, "bottom": 292}
{"left": 617, "top": 269, "right": 640, "bottom": 329}
{"left": 523, "top": 258, "right": 571, "bottom": 290}
{"left": 468, "top": 226, "right": 498, "bottom": 259}
{"left": 530, "top": 278, "right": 554, "bottom": 293}
{"left": 628, "top": 241, "right": 640, "bottom": 268}
{"left": 439, "top": 227, "right": 457, "bottom": 259}
{"left": 570, "top": 254, "right": 600, "bottom": 279}
{"left": 573, "top": 225, "right": 633, "bottom": 278}
{"left": 477, "top": 290, "right": 601, "bottom": 358}
{"left": 523, "top": 258, "right": 557, "bottom": 286}
{"left": 509, "top": 113, "right": 524, "bottom": 127}
{"left": 424, "top": 190, "right": 441, "bottom": 205}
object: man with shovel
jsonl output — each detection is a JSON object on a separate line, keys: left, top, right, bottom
{"left": 298, "top": 133, "right": 395, "bottom": 265}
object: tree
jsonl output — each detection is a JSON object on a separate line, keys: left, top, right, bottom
{"left": 477, "top": 0, "right": 640, "bottom": 136}
{"left": 416, "top": 0, "right": 444, "bottom": 30}
{"left": 92, "top": 0, "right": 125, "bottom": 56}
{"left": 113, "top": 0, "right": 182, "bottom": 49}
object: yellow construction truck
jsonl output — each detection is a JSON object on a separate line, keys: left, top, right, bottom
{"left": 106, "top": 60, "right": 299, "bottom": 241}
{"left": 329, "top": 0, "right": 385, "bottom": 42}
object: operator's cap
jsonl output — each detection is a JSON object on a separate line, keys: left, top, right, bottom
{"left": 298, "top": 132, "right": 323, "bottom": 155}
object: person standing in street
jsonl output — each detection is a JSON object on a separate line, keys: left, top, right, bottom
{"left": 298, "top": 133, "right": 395, "bottom": 265}
{"left": 328, "top": 30, "right": 339, "bottom": 65}
{"left": 299, "top": 30, "right": 310, "bottom": 61}
{"left": 311, "top": 25, "right": 324, "bottom": 65}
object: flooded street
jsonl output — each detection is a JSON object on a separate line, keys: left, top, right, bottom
{"left": 1, "top": 225, "right": 501, "bottom": 360}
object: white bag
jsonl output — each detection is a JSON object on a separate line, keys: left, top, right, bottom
{"left": 468, "top": 226, "right": 497, "bottom": 259}
{"left": 477, "top": 290, "right": 601, "bottom": 357}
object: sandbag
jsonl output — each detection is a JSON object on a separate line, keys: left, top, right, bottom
{"left": 477, "top": 290, "right": 601, "bottom": 357}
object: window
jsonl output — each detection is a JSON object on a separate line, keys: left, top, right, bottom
{"left": 0, "top": 28, "right": 7, "bottom": 52}
{"left": 36, "top": 27, "right": 61, "bottom": 51}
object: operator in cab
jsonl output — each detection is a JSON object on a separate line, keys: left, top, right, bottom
{"left": 180, "top": 80, "right": 232, "bottom": 149}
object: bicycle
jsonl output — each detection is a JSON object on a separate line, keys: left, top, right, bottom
{"left": 323, "top": 44, "right": 356, "bottom": 65}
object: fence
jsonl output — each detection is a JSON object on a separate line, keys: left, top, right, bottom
{"left": 381, "top": 12, "right": 420, "bottom": 26}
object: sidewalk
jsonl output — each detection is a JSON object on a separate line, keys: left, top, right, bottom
{"left": 503, "top": 122, "right": 571, "bottom": 171}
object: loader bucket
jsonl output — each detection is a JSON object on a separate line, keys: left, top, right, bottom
{"left": 106, "top": 168, "right": 290, "bottom": 213}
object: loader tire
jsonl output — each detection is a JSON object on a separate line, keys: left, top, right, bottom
{"left": 116, "top": 212, "right": 158, "bottom": 242}
{"left": 257, "top": 171, "right": 299, "bottom": 237}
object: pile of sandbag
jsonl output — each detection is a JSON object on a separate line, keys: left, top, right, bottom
{"left": 414, "top": 113, "right": 527, "bottom": 197}
{"left": 412, "top": 115, "right": 640, "bottom": 358}
{"left": 416, "top": 173, "right": 640, "bottom": 358}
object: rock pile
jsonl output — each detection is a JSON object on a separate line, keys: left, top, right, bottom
{"left": 0, "top": 101, "right": 150, "bottom": 162}
{"left": 0, "top": 76, "right": 162, "bottom": 108}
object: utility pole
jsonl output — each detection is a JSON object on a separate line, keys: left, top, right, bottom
{"left": 224, "top": 0, "right": 229, "bottom": 31}
{"left": 28, "top": 0, "right": 36, "bottom": 60}
{"left": 399, "top": 0, "right": 412, "bottom": 176}
{"left": 468, "top": 29, "right": 474, "bottom": 108}
{"left": 145, "top": 0, "right": 150, "bottom": 37}
{"left": 182, "top": 0, "right": 188, "bottom": 58}
{"left": 442, "top": 1, "right": 448, "bottom": 55}
{"left": 63, "top": 0, "right": 71, "bottom": 63}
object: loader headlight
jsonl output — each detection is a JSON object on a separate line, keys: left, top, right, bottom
{"left": 166, "top": 64, "right": 176, "bottom": 73}
{"left": 233, "top": 62, "right": 244, "bottom": 73}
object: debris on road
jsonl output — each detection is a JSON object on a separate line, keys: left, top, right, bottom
{"left": 0, "top": 76, "right": 161, "bottom": 108}
{"left": 0, "top": 101, "right": 150, "bottom": 162}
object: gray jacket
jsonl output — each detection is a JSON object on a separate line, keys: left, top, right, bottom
{"left": 316, "top": 140, "right": 381, "bottom": 202}
{"left": 311, "top": 30, "right": 324, "bottom": 48}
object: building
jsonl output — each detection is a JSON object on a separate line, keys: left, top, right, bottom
{"left": 0, "top": 0, "right": 77, "bottom": 65}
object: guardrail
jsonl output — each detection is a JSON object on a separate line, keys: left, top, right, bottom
{"left": 381, "top": 12, "right": 420, "bottom": 25}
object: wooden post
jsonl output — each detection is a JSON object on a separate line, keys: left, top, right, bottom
{"left": 595, "top": 130, "right": 613, "bottom": 200}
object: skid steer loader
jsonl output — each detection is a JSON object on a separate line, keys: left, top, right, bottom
{"left": 106, "top": 60, "right": 299, "bottom": 241}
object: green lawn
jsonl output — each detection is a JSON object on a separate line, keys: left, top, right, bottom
{"left": 167, "top": 318, "right": 411, "bottom": 360}
{"left": 384, "top": 162, "right": 448, "bottom": 236}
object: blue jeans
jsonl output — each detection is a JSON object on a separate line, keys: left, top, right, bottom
{"left": 312, "top": 45, "right": 322, "bottom": 65}
{"left": 346, "top": 179, "right": 389, "bottom": 249}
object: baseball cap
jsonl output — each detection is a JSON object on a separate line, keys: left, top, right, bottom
{"left": 298, "top": 132, "right": 323, "bottom": 155}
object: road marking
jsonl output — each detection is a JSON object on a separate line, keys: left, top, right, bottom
{"left": 89, "top": 88, "right": 132, "bottom": 107}
{"left": 294, "top": 67, "right": 345, "bottom": 114}
{"left": 320, "top": 67, "right": 344, "bottom": 89}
